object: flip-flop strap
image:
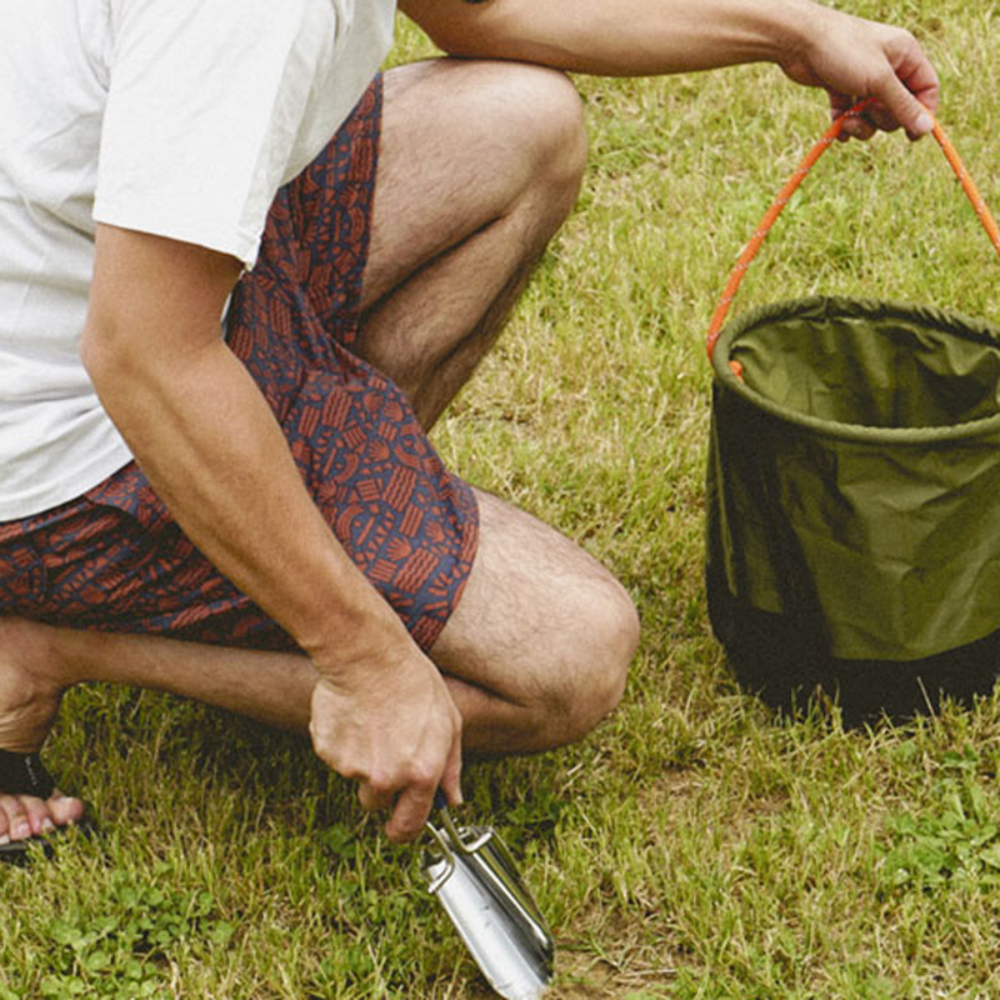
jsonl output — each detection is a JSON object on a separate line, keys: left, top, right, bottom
{"left": 0, "top": 750, "right": 56, "bottom": 799}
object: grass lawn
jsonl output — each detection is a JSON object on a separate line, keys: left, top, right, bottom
{"left": 4, "top": 2, "right": 1000, "bottom": 997}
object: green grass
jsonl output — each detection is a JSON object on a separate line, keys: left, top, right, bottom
{"left": 5, "top": 3, "right": 1000, "bottom": 996}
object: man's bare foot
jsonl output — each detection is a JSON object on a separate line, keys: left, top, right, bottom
{"left": 0, "top": 617, "right": 84, "bottom": 845}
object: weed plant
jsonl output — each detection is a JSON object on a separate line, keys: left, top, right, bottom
{"left": 4, "top": 2, "right": 1000, "bottom": 997}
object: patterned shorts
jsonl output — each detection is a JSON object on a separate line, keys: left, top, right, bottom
{"left": 0, "top": 77, "right": 479, "bottom": 654}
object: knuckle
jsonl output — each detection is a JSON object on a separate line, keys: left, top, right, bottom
{"left": 311, "top": 741, "right": 338, "bottom": 770}
{"left": 388, "top": 811, "right": 423, "bottom": 844}
{"left": 384, "top": 823, "right": 409, "bottom": 844}
{"left": 395, "top": 825, "right": 420, "bottom": 844}
{"left": 308, "top": 724, "right": 328, "bottom": 755}
{"left": 408, "top": 763, "right": 439, "bottom": 792}
{"left": 366, "top": 769, "right": 396, "bottom": 796}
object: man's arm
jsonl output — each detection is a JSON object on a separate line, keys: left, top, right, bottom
{"left": 81, "top": 225, "right": 463, "bottom": 842}
{"left": 400, "top": 0, "right": 940, "bottom": 139}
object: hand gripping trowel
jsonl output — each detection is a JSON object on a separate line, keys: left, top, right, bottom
{"left": 421, "top": 794, "right": 555, "bottom": 999}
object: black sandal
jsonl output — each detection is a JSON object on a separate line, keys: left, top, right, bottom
{"left": 0, "top": 750, "right": 64, "bottom": 864}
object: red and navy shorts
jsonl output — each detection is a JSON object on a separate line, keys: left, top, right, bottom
{"left": 0, "top": 77, "right": 479, "bottom": 654}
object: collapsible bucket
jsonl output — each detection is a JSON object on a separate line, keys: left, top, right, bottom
{"left": 705, "top": 103, "right": 1000, "bottom": 724}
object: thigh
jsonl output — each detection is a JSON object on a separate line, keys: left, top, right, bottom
{"left": 361, "top": 57, "right": 583, "bottom": 311}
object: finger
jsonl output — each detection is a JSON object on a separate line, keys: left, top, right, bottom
{"left": 870, "top": 25, "right": 939, "bottom": 136}
{"left": 830, "top": 94, "right": 855, "bottom": 142}
{"left": 837, "top": 112, "right": 878, "bottom": 142}
{"left": 829, "top": 91, "right": 857, "bottom": 119}
{"left": 872, "top": 68, "right": 934, "bottom": 139}
{"left": 893, "top": 41, "right": 941, "bottom": 120}
{"left": 438, "top": 730, "right": 463, "bottom": 809}
{"left": 865, "top": 103, "right": 903, "bottom": 133}
{"left": 384, "top": 782, "right": 437, "bottom": 844}
{"left": 828, "top": 94, "right": 873, "bottom": 141}
{"left": 357, "top": 780, "right": 395, "bottom": 815}
{"left": 845, "top": 118, "right": 878, "bottom": 142}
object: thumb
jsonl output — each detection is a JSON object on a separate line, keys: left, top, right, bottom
{"left": 440, "top": 730, "right": 463, "bottom": 808}
{"left": 875, "top": 71, "right": 934, "bottom": 138}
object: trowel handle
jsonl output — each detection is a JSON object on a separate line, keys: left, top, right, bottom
{"left": 430, "top": 792, "right": 494, "bottom": 854}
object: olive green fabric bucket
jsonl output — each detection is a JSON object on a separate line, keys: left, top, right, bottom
{"left": 706, "top": 296, "right": 1000, "bottom": 722}
{"left": 703, "top": 108, "right": 1000, "bottom": 722}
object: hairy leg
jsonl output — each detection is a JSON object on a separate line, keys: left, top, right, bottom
{"left": 431, "top": 492, "right": 638, "bottom": 754}
{"left": 357, "top": 58, "right": 587, "bottom": 427}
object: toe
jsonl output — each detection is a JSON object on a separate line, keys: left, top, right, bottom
{"left": 47, "top": 791, "right": 86, "bottom": 828}
{"left": 21, "top": 794, "right": 55, "bottom": 836}
{"left": 0, "top": 793, "right": 33, "bottom": 842}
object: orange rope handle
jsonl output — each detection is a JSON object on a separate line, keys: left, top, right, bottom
{"left": 932, "top": 119, "right": 1000, "bottom": 258}
{"left": 706, "top": 102, "right": 1000, "bottom": 361}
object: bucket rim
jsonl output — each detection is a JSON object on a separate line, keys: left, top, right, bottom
{"left": 711, "top": 294, "right": 1000, "bottom": 444}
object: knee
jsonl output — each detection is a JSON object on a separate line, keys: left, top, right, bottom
{"left": 541, "top": 579, "right": 639, "bottom": 747}
{"left": 518, "top": 67, "right": 588, "bottom": 217}
{"left": 520, "top": 66, "right": 588, "bottom": 203}
{"left": 474, "top": 60, "right": 588, "bottom": 220}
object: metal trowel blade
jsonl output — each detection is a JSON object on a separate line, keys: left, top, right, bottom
{"left": 422, "top": 807, "right": 554, "bottom": 1000}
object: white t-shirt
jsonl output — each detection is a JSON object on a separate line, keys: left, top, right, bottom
{"left": 0, "top": 0, "right": 395, "bottom": 520}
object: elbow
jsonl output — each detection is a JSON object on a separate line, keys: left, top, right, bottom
{"left": 80, "top": 309, "right": 152, "bottom": 408}
{"left": 80, "top": 316, "right": 125, "bottom": 393}
{"left": 79, "top": 321, "right": 104, "bottom": 384}
{"left": 403, "top": 0, "right": 516, "bottom": 60}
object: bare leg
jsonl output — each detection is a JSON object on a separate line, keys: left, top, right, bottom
{"left": 0, "top": 622, "right": 84, "bottom": 840}
{"left": 432, "top": 492, "right": 637, "bottom": 753}
{"left": 351, "top": 61, "right": 637, "bottom": 747}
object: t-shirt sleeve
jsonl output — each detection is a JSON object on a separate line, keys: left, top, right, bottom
{"left": 94, "top": 0, "right": 337, "bottom": 268}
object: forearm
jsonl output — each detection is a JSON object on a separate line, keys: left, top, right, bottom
{"left": 403, "top": 0, "right": 824, "bottom": 77}
{"left": 404, "top": 0, "right": 938, "bottom": 141}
